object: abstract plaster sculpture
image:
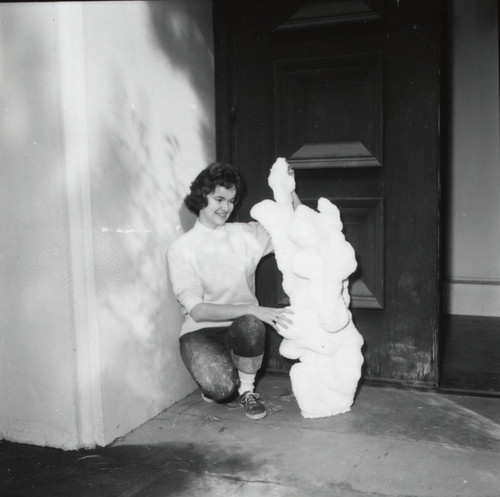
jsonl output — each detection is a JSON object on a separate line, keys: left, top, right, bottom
{"left": 250, "top": 158, "right": 364, "bottom": 418}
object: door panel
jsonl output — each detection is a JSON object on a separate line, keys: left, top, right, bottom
{"left": 276, "top": 53, "right": 383, "bottom": 168}
{"left": 214, "top": 0, "right": 441, "bottom": 387}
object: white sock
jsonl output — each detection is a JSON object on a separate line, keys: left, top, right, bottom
{"left": 238, "top": 371, "right": 256, "bottom": 395}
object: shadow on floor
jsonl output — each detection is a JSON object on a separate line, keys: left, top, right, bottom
{"left": 1, "top": 440, "right": 257, "bottom": 497}
{"left": 2, "top": 374, "right": 500, "bottom": 497}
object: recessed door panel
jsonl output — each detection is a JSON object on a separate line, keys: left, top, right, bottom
{"left": 275, "top": 54, "right": 383, "bottom": 168}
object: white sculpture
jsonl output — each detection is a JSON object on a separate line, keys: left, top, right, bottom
{"left": 250, "top": 158, "right": 364, "bottom": 418}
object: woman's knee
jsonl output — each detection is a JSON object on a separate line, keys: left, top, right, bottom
{"left": 180, "top": 334, "right": 238, "bottom": 400}
{"left": 198, "top": 368, "right": 238, "bottom": 401}
{"left": 229, "top": 315, "right": 266, "bottom": 356}
{"left": 231, "top": 315, "right": 266, "bottom": 336}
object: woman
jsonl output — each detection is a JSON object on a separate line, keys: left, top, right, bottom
{"left": 167, "top": 162, "right": 299, "bottom": 420}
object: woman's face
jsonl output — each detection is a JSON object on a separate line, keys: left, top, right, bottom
{"left": 198, "top": 185, "right": 236, "bottom": 229}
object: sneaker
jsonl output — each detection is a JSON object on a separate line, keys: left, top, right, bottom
{"left": 239, "top": 391, "right": 267, "bottom": 420}
{"left": 201, "top": 392, "right": 216, "bottom": 403}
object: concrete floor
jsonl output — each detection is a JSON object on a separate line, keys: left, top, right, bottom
{"left": 2, "top": 374, "right": 500, "bottom": 497}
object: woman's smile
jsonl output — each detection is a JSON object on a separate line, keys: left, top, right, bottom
{"left": 199, "top": 185, "right": 236, "bottom": 229}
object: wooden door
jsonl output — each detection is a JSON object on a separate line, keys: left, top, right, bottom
{"left": 214, "top": 0, "right": 441, "bottom": 387}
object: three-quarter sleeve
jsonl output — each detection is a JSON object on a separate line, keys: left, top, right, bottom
{"left": 167, "top": 243, "right": 204, "bottom": 313}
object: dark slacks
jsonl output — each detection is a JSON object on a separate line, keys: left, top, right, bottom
{"left": 179, "top": 315, "right": 266, "bottom": 401}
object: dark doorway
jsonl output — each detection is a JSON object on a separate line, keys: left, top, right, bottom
{"left": 440, "top": 315, "right": 500, "bottom": 394}
{"left": 214, "top": 0, "right": 441, "bottom": 387}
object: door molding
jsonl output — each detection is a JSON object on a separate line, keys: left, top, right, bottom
{"left": 275, "top": 53, "right": 383, "bottom": 168}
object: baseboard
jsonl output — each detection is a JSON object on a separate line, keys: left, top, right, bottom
{"left": 437, "top": 386, "right": 500, "bottom": 398}
{"left": 361, "top": 377, "right": 437, "bottom": 391}
{"left": 445, "top": 279, "right": 500, "bottom": 317}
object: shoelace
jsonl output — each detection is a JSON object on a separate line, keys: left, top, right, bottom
{"left": 241, "top": 392, "right": 261, "bottom": 405}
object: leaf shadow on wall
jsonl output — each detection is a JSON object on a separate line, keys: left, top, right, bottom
{"left": 148, "top": 0, "right": 216, "bottom": 169}
{"left": 148, "top": 0, "right": 217, "bottom": 230}
{"left": 91, "top": 2, "right": 218, "bottom": 414}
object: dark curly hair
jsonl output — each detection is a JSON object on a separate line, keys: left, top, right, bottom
{"left": 184, "top": 162, "right": 244, "bottom": 215}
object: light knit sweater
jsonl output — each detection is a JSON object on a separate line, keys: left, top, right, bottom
{"left": 167, "top": 219, "right": 272, "bottom": 336}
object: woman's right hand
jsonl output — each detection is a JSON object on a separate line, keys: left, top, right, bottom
{"left": 247, "top": 305, "right": 294, "bottom": 331}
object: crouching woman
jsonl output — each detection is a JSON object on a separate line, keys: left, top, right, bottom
{"left": 167, "top": 162, "right": 298, "bottom": 419}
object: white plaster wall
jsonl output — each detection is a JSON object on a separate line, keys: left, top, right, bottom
{"left": 81, "top": 0, "right": 212, "bottom": 444}
{"left": 0, "top": 3, "right": 79, "bottom": 448}
{"left": 447, "top": 0, "right": 500, "bottom": 316}
{"left": 0, "top": 0, "right": 214, "bottom": 449}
